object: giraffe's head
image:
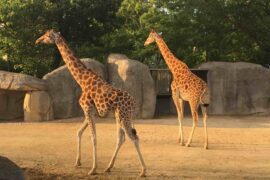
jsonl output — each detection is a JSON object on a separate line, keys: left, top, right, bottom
{"left": 35, "top": 29, "right": 60, "bottom": 45}
{"left": 144, "top": 29, "right": 162, "bottom": 46}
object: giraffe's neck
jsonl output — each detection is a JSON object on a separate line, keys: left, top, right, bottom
{"left": 155, "top": 37, "right": 187, "bottom": 72}
{"left": 55, "top": 36, "right": 90, "bottom": 87}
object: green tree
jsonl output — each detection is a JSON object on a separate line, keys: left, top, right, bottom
{"left": 102, "top": 0, "right": 170, "bottom": 68}
{"left": 0, "top": 0, "right": 121, "bottom": 77}
{"left": 0, "top": 0, "right": 269, "bottom": 78}
{"left": 0, "top": 0, "right": 54, "bottom": 76}
{"left": 105, "top": 0, "right": 270, "bottom": 68}
{"left": 164, "top": 0, "right": 270, "bottom": 66}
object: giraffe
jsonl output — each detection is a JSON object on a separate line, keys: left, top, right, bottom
{"left": 35, "top": 29, "right": 146, "bottom": 177}
{"left": 144, "top": 30, "right": 210, "bottom": 149}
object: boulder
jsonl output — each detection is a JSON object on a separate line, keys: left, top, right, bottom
{"left": 107, "top": 54, "right": 156, "bottom": 118}
{"left": 198, "top": 62, "right": 270, "bottom": 115}
{"left": 43, "top": 58, "right": 106, "bottom": 119}
{"left": 23, "top": 91, "right": 54, "bottom": 122}
{"left": 0, "top": 71, "right": 47, "bottom": 91}
{"left": 0, "top": 156, "right": 24, "bottom": 180}
{"left": 0, "top": 90, "right": 25, "bottom": 120}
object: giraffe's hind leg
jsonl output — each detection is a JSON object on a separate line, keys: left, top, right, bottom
{"left": 118, "top": 108, "right": 146, "bottom": 177}
{"left": 124, "top": 126, "right": 146, "bottom": 177}
{"left": 200, "top": 104, "right": 208, "bottom": 149}
{"left": 104, "top": 125, "right": 125, "bottom": 172}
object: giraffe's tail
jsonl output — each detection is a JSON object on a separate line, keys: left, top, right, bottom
{"left": 129, "top": 95, "right": 139, "bottom": 134}
{"left": 131, "top": 128, "right": 138, "bottom": 140}
{"left": 130, "top": 96, "right": 139, "bottom": 122}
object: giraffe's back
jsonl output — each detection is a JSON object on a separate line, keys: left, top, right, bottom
{"left": 85, "top": 80, "right": 135, "bottom": 117}
{"left": 172, "top": 70, "right": 208, "bottom": 102}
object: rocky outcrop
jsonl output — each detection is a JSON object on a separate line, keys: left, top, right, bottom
{"left": 0, "top": 71, "right": 47, "bottom": 91}
{"left": 0, "top": 71, "right": 52, "bottom": 121}
{"left": 23, "top": 91, "right": 54, "bottom": 122}
{"left": 107, "top": 54, "right": 156, "bottom": 118}
{"left": 198, "top": 62, "right": 270, "bottom": 115}
{"left": 43, "top": 58, "right": 106, "bottom": 119}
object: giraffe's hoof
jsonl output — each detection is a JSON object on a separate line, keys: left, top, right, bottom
{"left": 204, "top": 144, "right": 208, "bottom": 150}
{"left": 179, "top": 141, "right": 184, "bottom": 146}
{"left": 88, "top": 169, "right": 97, "bottom": 175}
{"left": 178, "top": 139, "right": 183, "bottom": 145}
{"left": 139, "top": 169, "right": 146, "bottom": 177}
{"left": 185, "top": 143, "right": 190, "bottom": 147}
{"left": 74, "top": 162, "right": 81, "bottom": 167}
{"left": 104, "top": 167, "right": 111, "bottom": 173}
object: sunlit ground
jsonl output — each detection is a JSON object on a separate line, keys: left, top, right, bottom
{"left": 0, "top": 115, "right": 270, "bottom": 179}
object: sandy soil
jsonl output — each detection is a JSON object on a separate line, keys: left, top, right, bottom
{"left": 0, "top": 115, "right": 270, "bottom": 179}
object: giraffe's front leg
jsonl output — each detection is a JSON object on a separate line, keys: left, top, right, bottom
{"left": 75, "top": 120, "right": 88, "bottom": 167}
{"left": 87, "top": 114, "right": 97, "bottom": 175}
{"left": 172, "top": 90, "right": 185, "bottom": 145}
{"left": 80, "top": 101, "right": 98, "bottom": 175}
{"left": 186, "top": 101, "right": 199, "bottom": 147}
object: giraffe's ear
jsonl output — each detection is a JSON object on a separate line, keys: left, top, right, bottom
{"left": 158, "top": 32, "right": 163, "bottom": 36}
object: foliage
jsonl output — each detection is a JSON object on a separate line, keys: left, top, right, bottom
{"left": 0, "top": 0, "right": 269, "bottom": 78}
{"left": 0, "top": 0, "right": 121, "bottom": 77}
{"left": 104, "top": 0, "right": 270, "bottom": 68}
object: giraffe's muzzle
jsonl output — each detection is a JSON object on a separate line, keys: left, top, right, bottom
{"left": 35, "top": 37, "right": 44, "bottom": 44}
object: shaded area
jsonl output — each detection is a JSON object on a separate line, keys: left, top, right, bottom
{"left": 23, "top": 168, "right": 68, "bottom": 180}
{"left": 0, "top": 156, "right": 24, "bottom": 180}
{"left": 0, "top": 90, "right": 25, "bottom": 121}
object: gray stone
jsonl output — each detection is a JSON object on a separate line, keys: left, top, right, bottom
{"left": 23, "top": 91, "right": 54, "bottom": 122}
{"left": 198, "top": 62, "right": 270, "bottom": 115}
{"left": 107, "top": 54, "right": 156, "bottom": 118}
{"left": 0, "top": 71, "right": 47, "bottom": 91}
{"left": 0, "top": 156, "right": 24, "bottom": 180}
{"left": 43, "top": 58, "right": 106, "bottom": 119}
{"left": 0, "top": 90, "right": 25, "bottom": 120}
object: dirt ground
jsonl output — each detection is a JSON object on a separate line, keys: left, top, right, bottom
{"left": 0, "top": 115, "right": 270, "bottom": 180}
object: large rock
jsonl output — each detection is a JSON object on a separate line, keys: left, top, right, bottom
{"left": 198, "top": 62, "right": 270, "bottom": 115}
{"left": 0, "top": 71, "right": 47, "bottom": 91}
{"left": 107, "top": 54, "right": 156, "bottom": 118}
{"left": 0, "top": 90, "right": 25, "bottom": 120}
{"left": 23, "top": 91, "right": 54, "bottom": 122}
{"left": 43, "top": 58, "right": 106, "bottom": 119}
{"left": 0, "top": 156, "right": 24, "bottom": 180}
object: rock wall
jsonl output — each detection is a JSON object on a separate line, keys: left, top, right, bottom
{"left": 2, "top": 59, "right": 270, "bottom": 120}
{"left": 198, "top": 62, "right": 270, "bottom": 115}
{"left": 107, "top": 54, "right": 156, "bottom": 118}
